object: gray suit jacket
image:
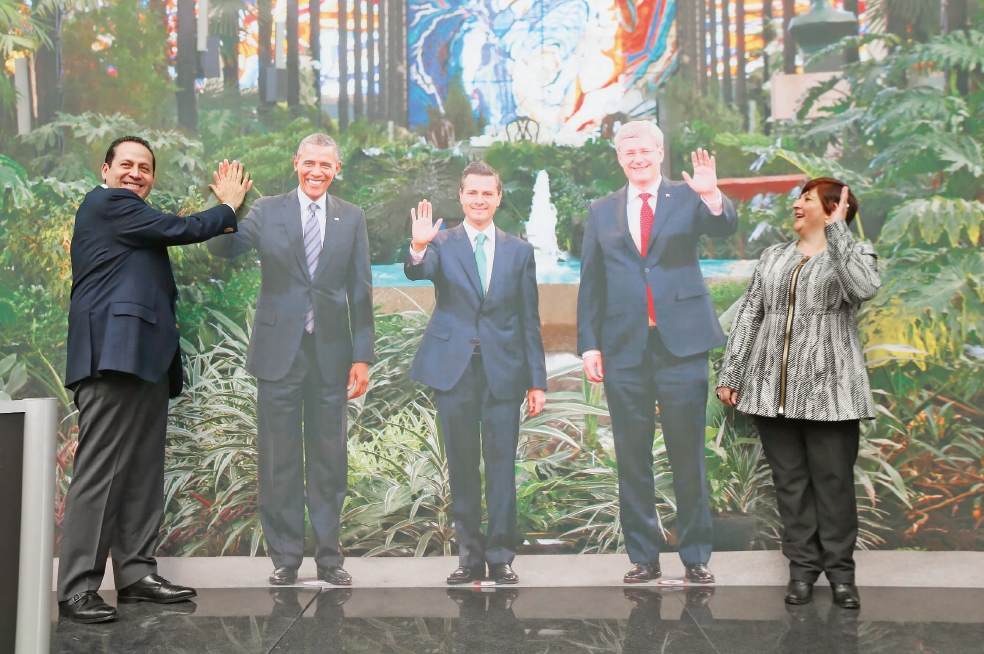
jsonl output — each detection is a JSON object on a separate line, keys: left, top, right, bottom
{"left": 208, "top": 190, "right": 375, "bottom": 383}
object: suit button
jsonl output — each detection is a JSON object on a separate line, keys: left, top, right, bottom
{"left": 469, "top": 337, "right": 478, "bottom": 344}
{"left": 300, "top": 313, "right": 306, "bottom": 319}
{"left": 644, "top": 267, "right": 650, "bottom": 273}
{"left": 175, "top": 323, "right": 179, "bottom": 329}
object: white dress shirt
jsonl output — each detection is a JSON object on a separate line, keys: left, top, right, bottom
{"left": 582, "top": 183, "right": 724, "bottom": 358}
{"left": 410, "top": 220, "right": 496, "bottom": 295}
{"left": 298, "top": 188, "right": 328, "bottom": 246}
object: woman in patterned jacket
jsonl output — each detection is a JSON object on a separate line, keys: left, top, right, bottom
{"left": 715, "top": 178, "right": 880, "bottom": 610}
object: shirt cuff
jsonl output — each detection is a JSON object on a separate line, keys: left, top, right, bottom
{"left": 408, "top": 245, "right": 426, "bottom": 264}
{"left": 701, "top": 189, "right": 724, "bottom": 215}
{"left": 582, "top": 349, "right": 601, "bottom": 358}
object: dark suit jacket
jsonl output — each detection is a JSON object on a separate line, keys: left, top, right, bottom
{"left": 577, "top": 179, "right": 738, "bottom": 366}
{"left": 65, "top": 186, "right": 238, "bottom": 398}
{"left": 207, "top": 190, "right": 375, "bottom": 383}
{"left": 405, "top": 225, "right": 547, "bottom": 400}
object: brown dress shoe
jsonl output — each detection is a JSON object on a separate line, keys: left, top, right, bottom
{"left": 623, "top": 563, "right": 660, "bottom": 583}
{"left": 684, "top": 563, "right": 715, "bottom": 584}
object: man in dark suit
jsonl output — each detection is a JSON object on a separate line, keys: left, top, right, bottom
{"left": 577, "top": 121, "right": 738, "bottom": 584}
{"left": 58, "top": 136, "right": 251, "bottom": 623}
{"left": 405, "top": 162, "right": 547, "bottom": 585}
{"left": 208, "top": 133, "right": 374, "bottom": 587}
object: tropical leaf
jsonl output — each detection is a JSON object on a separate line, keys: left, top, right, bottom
{"left": 745, "top": 146, "right": 875, "bottom": 194}
{"left": 906, "top": 29, "right": 984, "bottom": 73}
{"left": 880, "top": 197, "right": 984, "bottom": 247}
{"left": 0, "top": 154, "right": 34, "bottom": 210}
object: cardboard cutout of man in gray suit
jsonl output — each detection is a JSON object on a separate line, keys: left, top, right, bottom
{"left": 208, "top": 134, "right": 374, "bottom": 587}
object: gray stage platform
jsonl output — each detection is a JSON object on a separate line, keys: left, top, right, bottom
{"left": 52, "top": 550, "right": 984, "bottom": 591}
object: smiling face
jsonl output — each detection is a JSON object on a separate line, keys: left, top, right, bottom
{"left": 792, "top": 189, "right": 830, "bottom": 237}
{"left": 294, "top": 144, "right": 341, "bottom": 201}
{"left": 616, "top": 134, "right": 664, "bottom": 190}
{"left": 101, "top": 141, "right": 156, "bottom": 199}
{"left": 459, "top": 174, "right": 501, "bottom": 230}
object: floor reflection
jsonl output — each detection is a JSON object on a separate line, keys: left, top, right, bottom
{"left": 51, "top": 586, "right": 984, "bottom": 654}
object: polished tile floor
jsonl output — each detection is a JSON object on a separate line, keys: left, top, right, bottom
{"left": 51, "top": 586, "right": 984, "bottom": 653}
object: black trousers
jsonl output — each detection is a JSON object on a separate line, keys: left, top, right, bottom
{"left": 753, "top": 416, "right": 860, "bottom": 584}
{"left": 604, "top": 328, "right": 713, "bottom": 566}
{"left": 433, "top": 354, "right": 522, "bottom": 568}
{"left": 57, "top": 371, "right": 170, "bottom": 601}
{"left": 257, "top": 331, "right": 348, "bottom": 570}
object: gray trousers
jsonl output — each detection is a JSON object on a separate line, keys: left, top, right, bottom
{"left": 57, "top": 372, "right": 170, "bottom": 601}
{"left": 256, "top": 331, "right": 348, "bottom": 570}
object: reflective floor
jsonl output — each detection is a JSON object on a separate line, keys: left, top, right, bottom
{"left": 51, "top": 586, "right": 984, "bottom": 653}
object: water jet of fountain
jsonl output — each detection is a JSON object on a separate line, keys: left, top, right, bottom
{"left": 524, "top": 170, "right": 567, "bottom": 270}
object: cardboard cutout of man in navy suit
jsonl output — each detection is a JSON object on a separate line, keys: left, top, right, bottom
{"left": 405, "top": 162, "right": 547, "bottom": 586}
{"left": 577, "top": 121, "right": 738, "bottom": 585}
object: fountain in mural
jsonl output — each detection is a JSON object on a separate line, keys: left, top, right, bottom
{"left": 524, "top": 170, "right": 567, "bottom": 269}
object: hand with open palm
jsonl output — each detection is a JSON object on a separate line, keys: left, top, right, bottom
{"left": 410, "top": 199, "right": 442, "bottom": 252}
{"left": 825, "top": 186, "right": 851, "bottom": 225}
{"left": 681, "top": 148, "right": 719, "bottom": 200}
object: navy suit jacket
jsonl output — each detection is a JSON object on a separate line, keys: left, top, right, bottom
{"left": 577, "top": 179, "right": 738, "bottom": 366}
{"left": 405, "top": 224, "right": 547, "bottom": 401}
{"left": 207, "top": 190, "right": 375, "bottom": 383}
{"left": 65, "top": 186, "right": 238, "bottom": 398}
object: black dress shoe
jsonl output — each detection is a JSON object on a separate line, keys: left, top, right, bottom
{"left": 269, "top": 566, "right": 298, "bottom": 586}
{"left": 489, "top": 563, "right": 519, "bottom": 585}
{"left": 117, "top": 574, "right": 197, "bottom": 604}
{"left": 785, "top": 580, "right": 814, "bottom": 605}
{"left": 623, "top": 588, "right": 662, "bottom": 606}
{"left": 58, "top": 591, "right": 117, "bottom": 624}
{"left": 831, "top": 582, "right": 860, "bottom": 609}
{"left": 317, "top": 566, "right": 353, "bottom": 586}
{"left": 623, "top": 563, "right": 660, "bottom": 583}
{"left": 447, "top": 564, "right": 486, "bottom": 585}
{"left": 685, "top": 563, "right": 715, "bottom": 584}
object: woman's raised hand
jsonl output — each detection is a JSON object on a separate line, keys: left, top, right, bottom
{"left": 410, "top": 199, "right": 442, "bottom": 251}
{"left": 826, "top": 185, "right": 850, "bottom": 225}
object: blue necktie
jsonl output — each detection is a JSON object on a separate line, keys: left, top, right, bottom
{"left": 303, "top": 203, "right": 321, "bottom": 332}
{"left": 474, "top": 233, "right": 488, "bottom": 297}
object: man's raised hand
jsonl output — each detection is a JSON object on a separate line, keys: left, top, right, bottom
{"left": 410, "top": 199, "right": 442, "bottom": 252}
{"left": 210, "top": 159, "right": 252, "bottom": 211}
{"left": 681, "top": 148, "right": 718, "bottom": 199}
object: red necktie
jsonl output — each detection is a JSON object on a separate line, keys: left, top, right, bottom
{"left": 638, "top": 193, "right": 657, "bottom": 325}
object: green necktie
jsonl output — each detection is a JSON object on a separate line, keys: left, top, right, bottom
{"left": 474, "top": 233, "right": 488, "bottom": 297}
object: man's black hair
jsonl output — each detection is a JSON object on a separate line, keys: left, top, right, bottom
{"left": 104, "top": 136, "right": 156, "bottom": 172}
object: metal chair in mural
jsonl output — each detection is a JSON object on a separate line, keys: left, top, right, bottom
{"left": 505, "top": 116, "right": 539, "bottom": 142}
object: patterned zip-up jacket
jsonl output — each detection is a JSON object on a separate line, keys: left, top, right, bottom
{"left": 718, "top": 220, "right": 881, "bottom": 421}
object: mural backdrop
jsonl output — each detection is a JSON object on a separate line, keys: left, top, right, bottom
{"left": 407, "top": 0, "right": 676, "bottom": 141}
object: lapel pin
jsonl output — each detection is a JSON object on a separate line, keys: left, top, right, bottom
{"left": 333, "top": 216, "right": 339, "bottom": 221}
{"left": 665, "top": 193, "right": 670, "bottom": 198}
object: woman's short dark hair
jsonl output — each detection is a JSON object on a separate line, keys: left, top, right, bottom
{"left": 104, "top": 136, "right": 156, "bottom": 172}
{"left": 800, "top": 177, "right": 858, "bottom": 225}
{"left": 459, "top": 161, "right": 502, "bottom": 194}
